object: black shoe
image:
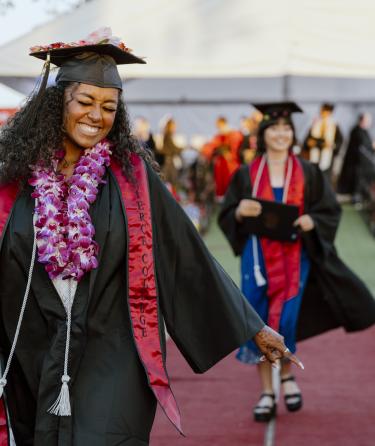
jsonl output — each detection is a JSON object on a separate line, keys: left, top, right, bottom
{"left": 253, "top": 393, "right": 277, "bottom": 422}
{"left": 281, "top": 375, "right": 303, "bottom": 412}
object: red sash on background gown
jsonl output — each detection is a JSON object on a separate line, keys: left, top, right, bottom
{"left": 0, "top": 154, "right": 182, "bottom": 444}
{"left": 249, "top": 155, "right": 305, "bottom": 330}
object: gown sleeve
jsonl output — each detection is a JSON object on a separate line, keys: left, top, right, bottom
{"left": 146, "top": 165, "right": 265, "bottom": 373}
{"left": 297, "top": 160, "right": 375, "bottom": 339}
{"left": 217, "top": 166, "right": 254, "bottom": 256}
{"left": 301, "top": 161, "right": 342, "bottom": 258}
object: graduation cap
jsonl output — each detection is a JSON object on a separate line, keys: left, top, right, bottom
{"left": 22, "top": 28, "right": 146, "bottom": 133}
{"left": 30, "top": 43, "right": 145, "bottom": 90}
{"left": 253, "top": 102, "right": 303, "bottom": 123}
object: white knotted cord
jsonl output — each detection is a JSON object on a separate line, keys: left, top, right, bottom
{"left": 251, "top": 155, "right": 267, "bottom": 287}
{"left": 0, "top": 199, "right": 75, "bottom": 417}
{"left": 282, "top": 157, "right": 293, "bottom": 204}
{"left": 47, "top": 279, "right": 73, "bottom": 416}
{"left": 0, "top": 227, "right": 37, "bottom": 398}
{"left": 250, "top": 155, "right": 293, "bottom": 287}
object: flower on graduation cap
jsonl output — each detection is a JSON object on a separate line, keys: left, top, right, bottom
{"left": 29, "top": 27, "right": 131, "bottom": 54}
{"left": 85, "top": 27, "right": 121, "bottom": 46}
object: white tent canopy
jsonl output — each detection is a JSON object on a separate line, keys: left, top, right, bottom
{"left": 1, "top": 0, "right": 375, "bottom": 139}
{"left": 0, "top": 0, "right": 375, "bottom": 78}
{"left": 0, "top": 82, "right": 25, "bottom": 107}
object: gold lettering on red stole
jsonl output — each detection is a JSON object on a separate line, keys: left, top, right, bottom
{"left": 135, "top": 183, "right": 150, "bottom": 338}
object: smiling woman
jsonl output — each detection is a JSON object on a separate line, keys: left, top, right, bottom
{"left": 219, "top": 101, "right": 375, "bottom": 424}
{"left": 0, "top": 29, "right": 300, "bottom": 446}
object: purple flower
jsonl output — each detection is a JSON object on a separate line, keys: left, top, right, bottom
{"left": 30, "top": 140, "right": 111, "bottom": 281}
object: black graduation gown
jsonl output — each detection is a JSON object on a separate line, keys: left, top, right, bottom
{"left": 218, "top": 159, "right": 375, "bottom": 341}
{"left": 0, "top": 166, "right": 264, "bottom": 445}
{"left": 337, "top": 125, "right": 373, "bottom": 194}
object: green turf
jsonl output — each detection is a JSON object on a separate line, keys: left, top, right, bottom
{"left": 335, "top": 205, "right": 375, "bottom": 293}
{"left": 204, "top": 206, "right": 375, "bottom": 294}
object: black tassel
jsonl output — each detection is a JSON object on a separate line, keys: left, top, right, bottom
{"left": 18, "top": 52, "right": 51, "bottom": 135}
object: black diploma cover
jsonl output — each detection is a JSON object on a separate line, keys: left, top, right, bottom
{"left": 242, "top": 199, "right": 299, "bottom": 241}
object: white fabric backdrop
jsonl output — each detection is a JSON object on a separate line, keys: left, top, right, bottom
{"left": 0, "top": 83, "right": 25, "bottom": 107}
{"left": 0, "top": 0, "right": 374, "bottom": 78}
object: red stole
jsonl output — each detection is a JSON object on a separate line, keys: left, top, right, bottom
{"left": 111, "top": 155, "right": 182, "bottom": 433}
{"left": 0, "top": 154, "right": 182, "bottom": 439}
{"left": 249, "top": 155, "right": 305, "bottom": 330}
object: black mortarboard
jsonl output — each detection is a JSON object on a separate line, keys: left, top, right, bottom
{"left": 21, "top": 28, "right": 145, "bottom": 133}
{"left": 30, "top": 29, "right": 145, "bottom": 90}
{"left": 253, "top": 102, "right": 303, "bottom": 122}
{"left": 252, "top": 101, "right": 303, "bottom": 134}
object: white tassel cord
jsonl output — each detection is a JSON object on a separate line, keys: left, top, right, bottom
{"left": 251, "top": 156, "right": 267, "bottom": 288}
{"left": 48, "top": 280, "right": 73, "bottom": 416}
{"left": 0, "top": 231, "right": 37, "bottom": 398}
{"left": 48, "top": 374, "right": 71, "bottom": 416}
{"left": 252, "top": 236, "right": 267, "bottom": 287}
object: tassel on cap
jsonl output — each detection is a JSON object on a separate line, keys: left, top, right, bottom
{"left": 18, "top": 52, "right": 51, "bottom": 135}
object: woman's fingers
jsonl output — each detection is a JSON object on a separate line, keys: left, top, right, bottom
{"left": 244, "top": 201, "right": 262, "bottom": 216}
{"left": 269, "top": 343, "right": 305, "bottom": 370}
{"left": 254, "top": 326, "right": 305, "bottom": 370}
{"left": 237, "top": 199, "right": 262, "bottom": 218}
{"left": 283, "top": 349, "right": 305, "bottom": 370}
{"left": 293, "top": 214, "right": 314, "bottom": 232}
{"left": 261, "top": 347, "right": 304, "bottom": 370}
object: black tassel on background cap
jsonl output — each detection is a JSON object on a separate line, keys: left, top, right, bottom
{"left": 17, "top": 52, "right": 51, "bottom": 135}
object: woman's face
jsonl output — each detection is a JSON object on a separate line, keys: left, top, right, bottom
{"left": 63, "top": 83, "right": 119, "bottom": 149}
{"left": 264, "top": 120, "right": 294, "bottom": 154}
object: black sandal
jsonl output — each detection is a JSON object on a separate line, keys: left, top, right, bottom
{"left": 253, "top": 393, "right": 277, "bottom": 422}
{"left": 281, "top": 375, "right": 303, "bottom": 412}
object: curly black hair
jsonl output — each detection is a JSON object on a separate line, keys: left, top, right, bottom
{"left": 0, "top": 83, "right": 159, "bottom": 186}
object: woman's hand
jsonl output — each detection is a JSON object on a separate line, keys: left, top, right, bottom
{"left": 235, "top": 199, "right": 262, "bottom": 221}
{"left": 253, "top": 326, "right": 305, "bottom": 369}
{"left": 294, "top": 214, "right": 315, "bottom": 232}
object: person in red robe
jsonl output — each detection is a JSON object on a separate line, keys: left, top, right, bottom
{"left": 202, "top": 116, "right": 243, "bottom": 200}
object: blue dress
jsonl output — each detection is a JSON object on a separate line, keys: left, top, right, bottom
{"left": 237, "top": 187, "right": 310, "bottom": 364}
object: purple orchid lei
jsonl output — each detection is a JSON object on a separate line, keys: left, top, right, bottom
{"left": 29, "top": 140, "right": 112, "bottom": 281}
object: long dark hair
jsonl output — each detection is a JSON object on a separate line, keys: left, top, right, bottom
{"left": 0, "top": 83, "right": 159, "bottom": 186}
{"left": 256, "top": 118, "right": 297, "bottom": 155}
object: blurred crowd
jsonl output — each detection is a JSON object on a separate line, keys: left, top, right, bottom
{"left": 134, "top": 104, "right": 375, "bottom": 233}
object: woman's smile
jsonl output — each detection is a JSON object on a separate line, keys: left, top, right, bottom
{"left": 77, "top": 122, "right": 102, "bottom": 137}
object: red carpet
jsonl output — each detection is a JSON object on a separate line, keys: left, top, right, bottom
{"left": 150, "top": 326, "right": 375, "bottom": 446}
